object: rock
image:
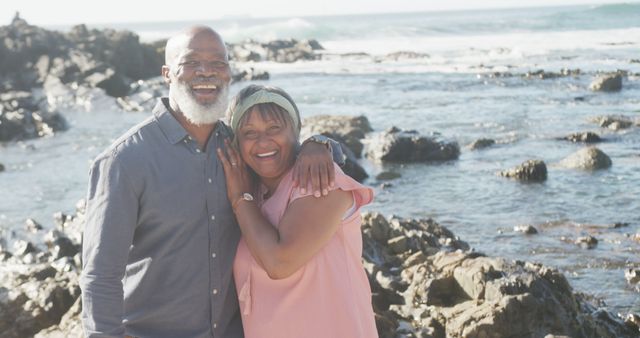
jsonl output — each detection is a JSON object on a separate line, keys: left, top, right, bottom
{"left": 366, "top": 127, "right": 460, "bottom": 162}
{"left": 231, "top": 66, "right": 270, "bottom": 82}
{"left": 575, "top": 235, "right": 598, "bottom": 249}
{"left": 83, "top": 68, "right": 130, "bottom": 97}
{"left": 591, "top": 115, "right": 634, "bottom": 130}
{"left": 242, "top": 38, "right": 324, "bottom": 63}
{"left": 0, "top": 265, "right": 80, "bottom": 338}
{"left": 625, "top": 269, "right": 640, "bottom": 285}
{"left": 339, "top": 144, "right": 369, "bottom": 183}
{"left": 514, "top": 224, "right": 538, "bottom": 235}
{"left": 468, "top": 138, "right": 495, "bottom": 150}
{"left": 0, "top": 163, "right": 5, "bottom": 172}
{"left": 0, "top": 90, "right": 68, "bottom": 142}
{"left": 301, "top": 115, "right": 372, "bottom": 158}
{"left": 559, "top": 147, "right": 612, "bottom": 170}
{"left": 34, "top": 297, "right": 83, "bottom": 338}
{"left": 12, "top": 240, "right": 37, "bottom": 256}
{"left": 376, "top": 171, "right": 401, "bottom": 181}
{"left": 116, "top": 77, "right": 168, "bottom": 112}
{"left": 381, "top": 51, "right": 429, "bottom": 61}
{"left": 590, "top": 73, "right": 623, "bottom": 92}
{"left": 500, "top": 159, "right": 547, "bottom": 182}
{"left": 25, "top": 218, "right": 43, "bottom": 233}
{"left": 387, "top": 236, "right": 409, "bottom": 254}
{"left": 523, "top": 68, "right": 581, "bottom": 79}
{"left": 562, "top": 131, "right": 602, "bottom": 143}
{"left": 611, "top": 222, "right": 629, "bottom": 229}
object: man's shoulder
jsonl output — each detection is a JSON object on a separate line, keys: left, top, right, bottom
{"left": 92, "top": 113, "right": 160, "bottom": 166}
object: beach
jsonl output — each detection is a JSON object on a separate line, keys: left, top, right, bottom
{"left": 1, "top": 3, "right": 639, "bottom": 337}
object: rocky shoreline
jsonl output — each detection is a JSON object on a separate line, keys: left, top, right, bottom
{"left": 1, "top": 202, "right": 638, "bottom": 338}
{"left": 2, "top": 16, "right": 640, "bottom": 338}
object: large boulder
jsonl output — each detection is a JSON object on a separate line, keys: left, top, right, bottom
{"left": 590, "top": 115, "right": 634, "bottom": 131}
{"left": 228, "top": 38, "right": 323, "bottom": 63}
{"left": 589, "top": 73, "right": 623, "bottom": 92}
{"left": 301, "top": 115, "right": 373, "bottom": 158}
{"left": 500, "top": 159, "right": 548, "bottom": 182}
{"left": 361, "top": 213, "right": 639, "bottom": 338}
{"left": 0, "top": 90, "right": 67, "bottom": 141}
{"left": 300, "top": 115, "right": 373, "bottom": 182}
{"left": 366, "top": 127, "right": 460, "bottom": 162}
{"left": 562, "top": 131, "right": 602, "bottom": 143}
{"left": 559, "top": 147, "right": 612, "bottom": 170}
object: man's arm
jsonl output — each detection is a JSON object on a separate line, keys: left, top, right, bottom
{"left": 292, "top": 135, "right": 345, "bottom": 197}
{"left": 80, "top": 155, "right": 138, "bottom": 338}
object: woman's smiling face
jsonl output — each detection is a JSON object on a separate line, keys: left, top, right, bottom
{"left": 237, "top": 106, "right": 298, "bottom": 190}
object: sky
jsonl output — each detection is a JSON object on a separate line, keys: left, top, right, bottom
{"left": 2, "top": 0, "right": 634, "bottom": 26}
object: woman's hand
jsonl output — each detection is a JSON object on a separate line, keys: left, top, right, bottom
{"left": 292, "top": 141, "right": 335, "bottom": 197}
{"left": 217, "top": 139, "right": 253, "bottom": 208}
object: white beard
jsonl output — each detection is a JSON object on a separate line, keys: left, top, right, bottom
{"left": 173, "top": 81, "right": 229, "bottom": 126}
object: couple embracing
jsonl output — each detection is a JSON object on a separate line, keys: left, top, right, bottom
{"left": 80, "top": 26, "right": 378, "bottom": 338}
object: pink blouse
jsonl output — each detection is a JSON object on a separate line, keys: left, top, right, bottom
{"left": 233, "top": 164, "right": 378, "bottom": 338}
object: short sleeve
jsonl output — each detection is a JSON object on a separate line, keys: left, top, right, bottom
{"left": 290, "top": 163, "right": 373, "bottom": 211}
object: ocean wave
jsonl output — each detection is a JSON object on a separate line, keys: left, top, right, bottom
{"left": 587, "top": 2, "right": 640, "bottom": 15}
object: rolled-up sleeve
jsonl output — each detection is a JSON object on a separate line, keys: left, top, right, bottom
{"left": 80, "top": 153, "right": 138, "bottom": 338}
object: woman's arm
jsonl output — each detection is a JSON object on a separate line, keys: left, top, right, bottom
{"left": 217, "top": 142, "right": 352, "bottom": 279}
{"left": 233, "top": 189, "right": 351, "bottom": 279}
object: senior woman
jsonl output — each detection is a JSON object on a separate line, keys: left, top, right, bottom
{"left": 216, "top": 85, "right": 377, "bottom": 338}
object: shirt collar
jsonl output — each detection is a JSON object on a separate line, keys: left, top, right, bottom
{"left": 154, "top": 98, "right": 189, "bottom": 145}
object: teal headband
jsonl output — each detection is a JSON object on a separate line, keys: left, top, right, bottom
{"left": 230, "top": 89, "right": 300, "bottom": 133}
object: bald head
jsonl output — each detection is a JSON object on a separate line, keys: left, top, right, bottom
{"left": 165, "top": 26, "right": 227, "bottom": 66}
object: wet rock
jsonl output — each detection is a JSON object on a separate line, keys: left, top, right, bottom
{"left": 366, "top": 127, "right": 460, "bottom": 162}
{"left": 590, "top": 73, "right": 623, "bottom": 92}
{"left": 301, "top": 115, "right": 372, "bottom": 158}
{"left": 575, "top": 235, "right": 598, "bottom": 249}
{"left": 514, "top": 224, "right": 538, "bottom": 235}
{"left": 562, "top": 131, "right": 602, "bottom": 143}
{"left": 25, "top": 218, "right": 43, "bottom": 233}
{"left": 0, "top": 163, "right": 5, "bottom": 172}
{"left": 0, "top": 264, "right": 80, "bottom": 338}
{"left": 116, "top": 77, "right": 168, "bottom": 112}
{"left": 376, "top": 171, "right": 401, "bottom": 181}
{"left": 381, "top": 51, "right": 430, "bottom": 61}
{"left": 12, "top": 240, "right": 37, "bottom": 256}
{"left": 339, "top": 144, "right": 369, "bottom": 183}
{"left": 46, "top": 235, "right": 79, "bottom": 261}
{"left": 591, "top": 115, "right": 634, "bottom": 130}
{"left": 524, "top": 68, "right": 581, "bottom": 79}
{"left": 34, "top": 297, "right": 83, "bottom": 338}
{"left": 624, "top": 313, "right": 640, "bottom": 332}
{"left": 468, "top": 138, "right": 495, "bottom": 150}
{"left": 559, "top": 147, "right": 612, "bottom": 170}
{"left": 611, "top": 222, "right": 629, "bottom": 229}
{"left": 500, "top": 159, "right": 547, "bottom": 182}
{"left": 0, "top": 90, "right": 68, "bottom": 142}
{"left": 625, "top": 269, "right": 640, "bottom": 285}
{"left": 231, "top": 66, "right": 270, "bottom": 82}
{"left": 299, "top": 115, "right": 372, "bottom": 181}
{"left": 229, "top": 38, "right": 323, "bottom": 63}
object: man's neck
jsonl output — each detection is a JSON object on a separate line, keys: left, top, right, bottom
{"left": 170, "top": 107, "right": 216, "bottom": 150}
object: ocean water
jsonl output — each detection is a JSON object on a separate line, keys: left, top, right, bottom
{"left": 3, "top": 3, "right": 640, "bottom": 313}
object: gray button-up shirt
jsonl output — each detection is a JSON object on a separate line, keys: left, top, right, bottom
{"left": 81, "top": 98, "right": 243, "bottom": 338}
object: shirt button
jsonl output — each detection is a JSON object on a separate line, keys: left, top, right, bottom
{"left": 211, "top": 215, "right": 215, "bottom": 220}
{"left": 196, "top": 149, "right": 201, "bottom": 153}
{"left": 213, "top": 323, "right": 218, "bottom": 329}
{"left": 213, "top": 289, "right": 218, "bottom": 295}
{"left": 208, "top": 178, "right": 212, "bottom": 183}
{"left": 212, "top": 253, "right": 217, "bottom": 258}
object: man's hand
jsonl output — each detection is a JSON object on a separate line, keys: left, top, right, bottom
{"left": 293, "top": 141, "right": 335, "bottom": 197}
